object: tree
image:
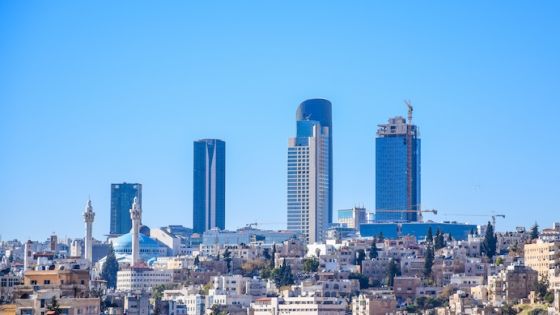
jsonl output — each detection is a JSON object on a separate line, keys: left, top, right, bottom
{"left": 387, "top": 258, "right": 401, "bottom": 287}
{"left": 426, "top": 227, "right": 433, "bottom": 243}
{"left": 349, "top": 273, "right": 369, "bottom": 289}
{"left": 530, "top": 223, "right": 540, "bottom": 240}
{"left": 378, "top": 232, "right": 385, "bottom": 242}
{"left": 424, "top": 246, "right": 434, "bottom": 278}
{"left": 355, "top": 249, "right": 366, "bottom": 266}
{"left": 194, "top": 255, "right": 200, "bottom": 267}
{"left": 536, "top": 276, "right": 550, "bottom": 301}
{"left": 262, "top": 248, "right": 271, "bottom": 261}
{"left": 369, "top": 241, "right": 379, "bottom": 259}
{"left": 223, "top": 248, "right": 232, "bottom": 273}
{"left": 101, "top": 244, "right": 119, "bottom": 289}
{"left": 303, "top": 258, "right": 319, "bottom": 273}
{"left": 47, "top": 296, "right": 61, "bottom": 315}
{"left": 272, "top": 260, "right": 294, "bottom": 287}
{"left": 481, "top": 222, "right": 497, "bottom": 259}
{"left": 495, "top": 257, "right": 504, "bottom": 266}
{"left": 434, "top": 229, "right": 446, "bottom": 250}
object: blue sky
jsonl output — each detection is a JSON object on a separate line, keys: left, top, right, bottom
{"left": 1, "top": 2, "right": 559, "bottom": 241}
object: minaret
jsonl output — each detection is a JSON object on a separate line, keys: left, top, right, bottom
{"left": 23, "top": 240, "right": 33, "bottom": 273}
{"left": 129, "top": 197, "right": 142, "bottom": 266}
{"left": 83, "top": 199, "right": 95, "bottom": 264}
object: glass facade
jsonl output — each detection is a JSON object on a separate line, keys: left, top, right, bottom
{"left": 287, "top": 99, "right": 332, "bottom": 243}
{"left": 110, "top": 183, "right": 142, "bottom": 235}
{"left": 193, "top": 139, "right": 225, "bottom": 234}
{"left": 375, "top": 117, "right": 420, "bottom": 222}
{"left": 359, "top": 222, "right": 476, "bottom": 241}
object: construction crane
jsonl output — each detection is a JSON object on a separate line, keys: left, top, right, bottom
{"left": 405, "top": 100, "right": 414, "bottom": 221}
{"left": 440, "top": 213, "right": 506, "bottom": 229}
{"left": 375, "top": 209, "right": 438, "bottom": 222}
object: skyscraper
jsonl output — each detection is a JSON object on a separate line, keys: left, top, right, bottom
{"left": 110, "top": 183, "right": 142, "bottom": 235}
{"left": 375, "top": 115, "right": 420, "bottom": 222}
{"left": 287, "top": 99, "right": 333, "bottom": 243}
{"left": 193, "top": 139, "right": 225, "bottom": 234}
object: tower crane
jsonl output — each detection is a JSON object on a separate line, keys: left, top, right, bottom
{"left": 375, "top": 209, "right": 438, "bottom": 222}
{"left": 440, "top": 213, "right": 506, "bottom": 229}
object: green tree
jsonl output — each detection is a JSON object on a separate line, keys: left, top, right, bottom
{"left": 355, "top": 249, "right": 366, "bottom": 266}
{"left": 101, "top": 244, "right": 119, "bottom": 289}
{"left": 530, "top": 223, "right": 540, "bottom": 240}
{"left": 47, "top": 296, "right": 61, "bottom": 315}
{"left": 223, "top": 248, "right": 232, "bottom": 273}
{"left": 426, "top": 227, "right": 433, "bottom": 243}
{"left": 495, "top": 257, "right": 504, "bottom": 266}
{"left": 369, "top": 241, "right": 378, "bottom": 259}
{"left": 377, "top": 232, "right": 384, "bottom": 242}
{"left": 194, "top": 255, "right": 200, "bottom": 267}
{"left": 481, "top": 222, "right": 497, "bottom": 259}
{"left": 434, "top": 229, "right": 446, "bottom": 250}
{"left": 535, "top": 276, "right": 550, "bottom": 301}
{"left": 424, "top": 246, "right": 434, "bottom": 278}
{"left": 272, "top": 260, "right": 294, "bottom": 287}
{"left": 387, "top": 258, "right": 401, "bottom": 287}
{"left": 263, "top": 248, "right": 271, "bottom": 261}
{"left": 349, "top": 273, "right": 369, "bottom": 289}
{"left": 303, "top": 258, "right": 319, "bottom": 273}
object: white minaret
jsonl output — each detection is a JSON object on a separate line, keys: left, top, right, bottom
{"left": 23, "top": 240, "right": 33, "bottom": 273}
{"left": 130, "top": 197, "right": 142, "bottom": 266}
{"left": 83, "top": 199, "right": 95, "bottom": 264}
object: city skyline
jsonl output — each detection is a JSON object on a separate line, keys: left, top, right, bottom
{"left": 1, "top": 2, "right": 559, "bottom": 241}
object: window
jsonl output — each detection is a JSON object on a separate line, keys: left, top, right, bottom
{"left": 44, "top": 280, "right": 50, "bottom": 285}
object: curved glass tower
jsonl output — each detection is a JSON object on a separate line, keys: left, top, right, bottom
{"left": 193, "top": 139, "right": 226, "bottom": 234}
{"left": 287, "top": 99, "right": 333, "bottom": 243}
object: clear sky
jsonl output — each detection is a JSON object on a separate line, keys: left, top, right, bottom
{"left": 1, "top": 2, "right": 559, "bottom": 241}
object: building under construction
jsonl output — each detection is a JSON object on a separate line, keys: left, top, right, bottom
{"left": 375, "top": 104, "right": 421, "bottom": 222}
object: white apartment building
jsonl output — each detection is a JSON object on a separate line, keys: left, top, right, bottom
{"left": 249, "top": 296, "right": 346, "bottom": 315}
{"left": 116, "top": 267, "right": 173, "bottom": 291}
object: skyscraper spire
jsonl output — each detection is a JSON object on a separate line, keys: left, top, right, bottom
{"left": 83, "top": 198, "right": 95, "bottom": 264}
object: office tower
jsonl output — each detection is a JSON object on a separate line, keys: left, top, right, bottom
{"left": 287, "top": 99, "right": 333, "bottom": 243}
{"left": 193, "top": 139, "right": 226, "bottom": 234}
{"left": 375, "top": 112, "right": 421, "bottom": 222}
{"left": 83, "top": 199, "right": 95, "bottom": 264}
{"left": 129, "top": 197, "right": 142, "bottom": 266}
{"left": 110, "top": 183, "right": 142, "bottom": 235}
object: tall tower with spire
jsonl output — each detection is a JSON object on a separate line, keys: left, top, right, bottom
{"left": 129, "top": 197, "right": 142, "bottom": 266}
{"left": 83, "top": 199, "right": 95, "bottom": 264}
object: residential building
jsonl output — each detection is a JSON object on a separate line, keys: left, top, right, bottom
{"left": 375, "top": 115, "right": 420, "bottom": 222}
{"left": 287, "top": 99, "right": 332, "bottom": 243}
{"left": 193, "top": 139, "right": 226, "bottom": 234}
{"left": 351, "top": 291, "right": 397, "bottom": 315}
{"left": 116, "top": 268, "right": 173, "bottom": 292}
{"left": 523, "top": 240, "right": 560, "bottom": 279}
{"left": 110, "top": 183, "right": 142, "bottom": 235}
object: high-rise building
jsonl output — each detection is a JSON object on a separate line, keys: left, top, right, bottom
{"left": 287, "top": 99, "right": 333, "bottom": 243}
{"left": 375, "top": 115, "right": 420, "bottom": 222}
{"left": 110, "top": 183, "right": 142, "bottom": 235}
{"left": 193, "top": 139, "right": 225, "bottom": 234}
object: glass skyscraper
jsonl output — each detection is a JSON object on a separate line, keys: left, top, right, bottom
{"left": 287, "top": 99, "right": 332, "bottom": 243}
{"left": 110, "top": 183, "right": 142, "bottom": 235}
{"left": 375, "top": 116, "right": 420, "bottom": 222}
{"left": 193, "top": 139, "right": 225, "bottom": 234}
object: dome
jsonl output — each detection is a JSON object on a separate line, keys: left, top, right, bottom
{"left": 111, "top": 230, "right": 166, "bottom": 261}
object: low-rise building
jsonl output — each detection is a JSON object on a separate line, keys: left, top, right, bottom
{"left": 351, "top": 291, "right": 397, "bottom": 315}
{"left": 116, "top": 267, "right": 173, "bottom": 292}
